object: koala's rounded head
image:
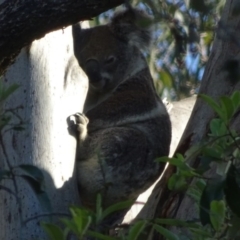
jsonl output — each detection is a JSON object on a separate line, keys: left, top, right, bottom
{"left": 73, "top": 8, "right": 153, "bottom": 93}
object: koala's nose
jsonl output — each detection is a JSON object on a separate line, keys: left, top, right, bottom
{"left": 85, "top": 59, "right": 101, "bottom": 84}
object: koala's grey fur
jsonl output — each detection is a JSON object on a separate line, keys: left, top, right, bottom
{"left": 71, "top": 8, "right": 171, "bottom": 212}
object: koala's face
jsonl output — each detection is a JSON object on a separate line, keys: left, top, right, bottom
{"left": 75, "top": 26, "right": 133, "bottom": 93}
{"left": 73, "top": 8, "right": 152, "bottom": 95}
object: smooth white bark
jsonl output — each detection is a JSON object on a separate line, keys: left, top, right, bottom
{"left": 0, "top": 25, "right": 88, "bottom": 239}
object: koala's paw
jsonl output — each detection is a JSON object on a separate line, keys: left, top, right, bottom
{"left": 67, "top": 113, "right": 89, "bottom": 140}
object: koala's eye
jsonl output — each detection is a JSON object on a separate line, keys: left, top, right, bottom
{"left": 105, "top": 56, "right": 116, "bottom": 65}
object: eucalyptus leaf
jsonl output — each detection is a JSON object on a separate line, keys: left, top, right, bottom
{"left": 154, "top": 225, "right": 179, "bottom": 240}
{"left": 87, "top": 230, "right": 116, "bottom": 240}
{"left": 199, "top": 94, "right": 225, "bottom": 121}
{"left": 220, "top": 96, "right": 234, "bottom": 121}
{"left": 0, "top": 84, "right": 19, "bottom": 103}
{"left": 102, "top": 200, "right": 133, "bottom": 220}
{"left": 168, "top": 173, "right": 187, "bottom": 191}
{"left": 41, "top": 222, "right": 65, "bottom": 240}
{"left": 128, "top": 220, "right": 147, "bottom": 240}
{"left": 230, "top": 91, "right": 240, "bottom": 111}
{"left": 210, "top": 200, "right": 226, "bottom": 231}
{"left": 200, "top": 178, "right": 225, "bottom": 226}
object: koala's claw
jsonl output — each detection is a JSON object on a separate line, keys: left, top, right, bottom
{"left": 67, "top": 113, "right": 89, "bottom": 139}
{"left": 74, "top": 113, "right": 89, "bottom": 125}
{"left": 68, "top": 115, "right": 77, "bottom": 125}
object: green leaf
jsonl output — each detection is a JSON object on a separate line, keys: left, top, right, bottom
{"left": 202, "top": 31, "right": 213, "bottom": 45}
{"left": 225, "top": 165, "right": 240, "bottom": 217}
{"left": 195, "top": 179, "right": 207, "bottom": 192}
{"left": 188, "top": 187, "right": 202, "bottom": 202}
{"left": 199, "top": 94, "right": 225, "bottom": 120}
{"left": 95, "top": 194, "right": 103, "bottom": 224}
{"left": 209, "top": 118, "right": 228, "bottom": 136}
{"left": 154, "top": 225, "right": 179, "bottom": 240}
{"left": 216, "top": 161, "right": 231, "bottom": 176}
{"left": 87, "top": 230, "right": 116, "bottom": 240}
{"left": 0, "top": 84, "right": 19, "bottom": 103}
{"left": 66, "top": 207, "right": 92, "bottom": 236}
{"left": 200, "top": 178, "right": 225, "bottom": 226}
{"left": 158, "top": 154, "right": 192, "bottom": 172}
{"left": 41, "top": 222, "right": 65, "bottom": 240}
{"left": 157, "top": 156, "right": 171, "bottom": 163}
{"left": 102, "top": 200, "right": 134, "bottom": 220}
{"left": 128, "top": 220, "right": 147, "bottom": 240}
{"left": 190, "top": 227, "right": 212, "bottom": 237}
{"left": 230, "top": 91, "right": 240, "bottom": 111}
{"left": 61, "top": 218, "right": 79, "bottom": 236}
{"left": 185, "top": 144, "right": 203, "bottom": 162}
{"left": 169, "top": 159, "right": 191, "bottom": 171}
{"left": 168, "top": 173, "right": 187, "bottom": 191}
{"left": 233, "top": 148, "right": 240, "bottom": 158}
{"left": 202, "top": 146, "right": 221, "bottom": 160}
{"left": 159, "top": 70, "right": 173, "bottom": 88}
{"left": 220, "top": 96, "right": 235, "bottom": 121}
{"left": 210, "top": 200, "right": 225, "bottom": 231}
{"left": 188, "top": 179, "right": 206, "bottom": 202}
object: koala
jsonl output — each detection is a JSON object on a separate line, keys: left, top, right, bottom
{"left": 71, "top": 7, "right": 171, "bottom": 216}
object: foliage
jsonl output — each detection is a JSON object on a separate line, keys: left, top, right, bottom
{"left": 39, "top": 92, "right": 240, "bottom": 240}
{"left": 95, "top": 0, "right": 226, "bottom": 100}
{"left": 42, "top": 194, "right": 201, "bottom": 240}
{"left": 3, "top": 2, "right": 240, "bottom": 240}
{"left": 158, "top": 90, "right": 240, "bottom": 239}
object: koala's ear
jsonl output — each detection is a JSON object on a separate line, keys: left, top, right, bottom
{"left": 72, "top": 24, "right": 92, "bottom": 61}
{"left": 72, "top": 24, "right": 92, "bottom": 48}
{"left": 109, "top": 8, "right": 153, "bottom": 50}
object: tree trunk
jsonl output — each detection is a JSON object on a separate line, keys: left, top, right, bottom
{"left": 0, "top": 25, "right": 88, "bottom": 239}
{"left": 137, "top": 0, "right": 240, "bottom": 238}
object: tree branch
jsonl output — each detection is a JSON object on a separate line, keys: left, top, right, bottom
{"left": 0, "top": 0, "right": 124, "bottom": 74}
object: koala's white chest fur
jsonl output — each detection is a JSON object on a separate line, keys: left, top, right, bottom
{"left": 72, "top": 8, "right": 171, "bottom": 211}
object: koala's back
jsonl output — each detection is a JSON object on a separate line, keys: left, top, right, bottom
{"left": 77, "top": 68, "right": 171, "bottom": 208}
{"left": 72, "top": 8, "right": 171, "bottom": 210}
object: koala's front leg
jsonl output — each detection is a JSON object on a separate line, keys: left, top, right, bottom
{"left": 68, "top": 113, "right": 89, "bottom": 141}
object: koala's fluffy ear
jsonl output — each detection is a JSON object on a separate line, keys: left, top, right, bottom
{"left": 72, "top": 24, "right": 92, "bottom": 60}
{"left": 109, "top": 7, "right": 153, "bottom": 50}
